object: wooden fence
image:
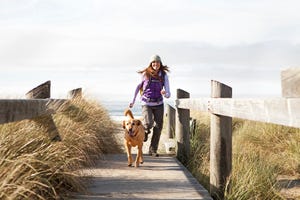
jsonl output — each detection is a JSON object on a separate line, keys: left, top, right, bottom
{"left": 166, "top": 67, "right": 300, "bottom": 199}
{"left": 0, "top": 80, "right": 82, "bottom": 141}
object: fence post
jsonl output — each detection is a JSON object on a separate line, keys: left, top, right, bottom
{"left": 26, "top": 80, "right": 51, "bottom": 99}
{"left": 210, "top": 80, "right": 232, "bottom": 199}
{"left": 68, "top": 88, "right": 82, "bottom": 99}
{"left": 175, "top": 89, "right": 190, "bottom": 164}
{"left": 281, "top": 67, "right": 300, "bottom": 97}
{"left": 166, "top": 104, "right": 175, "bottom": 138}
{"left": 26, "top": 81, "right": 61, "bottom": 141}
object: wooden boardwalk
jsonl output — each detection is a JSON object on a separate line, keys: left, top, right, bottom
{"left": 70, "top": 154, "right": 212, "bottom": 200}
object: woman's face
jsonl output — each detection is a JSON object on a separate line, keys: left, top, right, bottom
{"left": 151, "top": 61, "right": 161, "bottom": 71}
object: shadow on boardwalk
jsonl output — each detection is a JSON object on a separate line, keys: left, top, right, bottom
{"left": 69, "top": 154, "right": 212, "bottom": 200}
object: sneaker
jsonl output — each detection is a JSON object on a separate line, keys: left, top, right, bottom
{"left": 149, "top": 149, "right": 159, "bottom": 157}
{"left": 148, "top": 148, "right": 153, "bottom": 156}
{"left": 152, "top": 152, "right": 159, "bottom": 157}
{"left": 144, "top": 130, "right": 151, "bottom": 142}
{"left": 144, "top": 132, "right": 148, "bottom": 142}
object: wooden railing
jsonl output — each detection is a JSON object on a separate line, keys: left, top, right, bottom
{"left": 166, "top": 67, "right": 300, "bottom": 199}
{"left": 0, "top": 81, "right": 82, "bottom": 141}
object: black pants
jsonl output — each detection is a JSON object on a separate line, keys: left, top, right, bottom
{"left": 142, "top": 104, "right": 164, "bottom": 152}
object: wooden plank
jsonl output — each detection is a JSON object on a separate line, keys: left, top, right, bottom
{"left": 46, "top": 99, "right": 68, "bottom": 113}
{"left": 0, "top": 99, "right": 67, "bottom": 124}
{"left": 176, "top": 98, "right": 300, "bottom": 128}
{"left": 71, "top": 154, "right": 213, "bottom": 200}
{"left": 209, "top": 98, "right": 300, "bottom": 128}
{"left": 281, "top": 67, "right": 300, "bottom": 97}
{"left": 175, "top": 98, "right": 209, "bottom": 111}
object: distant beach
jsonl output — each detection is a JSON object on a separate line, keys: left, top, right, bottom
{"left": 101, "top": 100, "right": 142, "bottom": 121}
{"left": 101, "top": 100, "right": 174, "bottom": 122}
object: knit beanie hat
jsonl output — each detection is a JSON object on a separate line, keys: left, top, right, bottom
{"left": 149, "top": 54, "right": 161, "bottom": 63}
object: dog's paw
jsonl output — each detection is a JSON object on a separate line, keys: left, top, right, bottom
{"left": 140, "top": 161, "right": 144, "bottom": 164}
{"left": 128, "top": 163, "right": 132, "bottom": 167}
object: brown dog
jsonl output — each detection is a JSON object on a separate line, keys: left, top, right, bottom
{"left": 122, "top": 108, "right": 145, "bottom": 167}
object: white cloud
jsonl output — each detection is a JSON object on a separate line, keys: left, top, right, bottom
{"left": 0, "top": 0, "right": 300, "bottom": 100}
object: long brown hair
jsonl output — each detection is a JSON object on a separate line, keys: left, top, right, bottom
{"left": 138, "top": 61, "right": 170, "bottom": 80}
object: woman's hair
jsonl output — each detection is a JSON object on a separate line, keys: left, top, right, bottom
{"left": 138, "top": 61, "right": 169, "bottom": 80}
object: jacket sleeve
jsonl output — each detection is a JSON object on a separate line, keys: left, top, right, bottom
{"left": 163, "top": 74, "right": 171, "bottom": 98}
{"left": 131, "top": 81, "right": 143, "bottom": 104}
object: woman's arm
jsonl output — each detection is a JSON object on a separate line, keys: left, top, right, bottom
{"left": 162, "top": 74, "right": 170, "bottom": 98}
{"left": 129, "top": 81, "right": 143, "bottom": 108}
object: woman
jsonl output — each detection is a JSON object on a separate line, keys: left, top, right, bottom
{"left": 129, "top": 54, "right": 171, "bottom": 157}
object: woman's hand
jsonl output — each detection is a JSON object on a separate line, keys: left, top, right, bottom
{"left": 161, "top": 89, "right": 170, "bottom": 98}
{"left": 129, "top": 102, "right": 134, "bottom": 108}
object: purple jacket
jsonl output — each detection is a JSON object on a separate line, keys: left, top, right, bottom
{"left": 131, "top": 71, "right": 170, "bottom": 106}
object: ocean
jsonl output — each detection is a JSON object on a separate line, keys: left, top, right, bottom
{"left": 101, "top": 100, "right": 174, "bottom": 121}
{"left": 101, "top": 100, "right": 142, "bottom": 121}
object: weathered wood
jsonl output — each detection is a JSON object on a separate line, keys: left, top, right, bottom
{"left": 210, "top": 80, "right": 232, "bottom": 200}
{"left": 176, "top": 97, "right": 300, "bottom": 129}
{"left": 25, "top": 80, "right": 51, "bottom": 99}
{"left": 33, "top": 99, "right": 67, "bottom": 142}
{"left": 33, "top": 114, "right": 61, "bottom": 141}
{"left": 176, "top": 98, "right": 209, "bottom": 111}
{"left": 26, "top": 82, "right": 61, "bottom": 141}
{"left": 166, "top": 104, "right": 175, "bottom": 138}
{"left": 281, "top": 67, "right": 300, "bottom": 97}
{"left": 46, "top": 99, "right": 69, "bottom": 113}
{"left": 72, "top": 154, "right": 213, "bottom": 199}
{"left": 0, "top": 99, "right": 67, "bottom": 125}
{"left": 175, "top": 89, "right": 190, "bottom": 165}
{"left": 68, "top": 88, "right": 82, "bottom": 99}
{"left": 0, "top": 99, "right": 50, "bottom": 124}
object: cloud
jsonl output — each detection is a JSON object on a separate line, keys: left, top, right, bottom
{"left": 1, "top": 28, "right": 299, "bottom": 74}
{"left": 0, "top": 0, "right": 299, "bottom": 99}
{"left": 2, "top": 0, "right": 300, "bottom": 44}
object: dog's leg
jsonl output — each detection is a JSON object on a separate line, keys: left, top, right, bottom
{"left": 139, "top": 144, "right": 144, "bottom": 164}
{"left": 125, "top": 141, "right": 133, "bottom": 167}
{"left": 135, "top": 144, "right": 144, "bottom": 167}
{"left": 128, "top": 147, "right": 133, "bottom": 167}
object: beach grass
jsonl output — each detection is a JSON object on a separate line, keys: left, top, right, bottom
{"left": 0, "top": 97, "right": 122, "bottom": 199}
{"left": 188, "top": 111, "right": 300, "bottom": 200}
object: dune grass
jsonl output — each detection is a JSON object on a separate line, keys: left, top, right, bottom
{"left": 0, "top": 97, "right": 122, "bottom": 199}
{"left": 188, "top": 111, "right": 300, "bottom": 200}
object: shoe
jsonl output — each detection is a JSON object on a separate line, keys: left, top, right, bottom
{"left": 152, "top": 152, "right": 159, "bottom": 157}
{"left": 144, "top": 130, "right": 151, "bottom": 142}
{"left": 144, "top": 132, "right": 148, "bottom": 142}
{"left": 148, "top": 149, "right": 159, "bottom": 157}
{"left": 148, "top": 148, "right": 153, "bottom": 156}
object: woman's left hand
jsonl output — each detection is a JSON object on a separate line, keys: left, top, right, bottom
{"left": 129, "top": 102, "right": 134, "bottom": 108}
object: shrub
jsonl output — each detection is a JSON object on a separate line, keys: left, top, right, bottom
{"left": 188, "top": 112, "right": 300, "bottom": 199}
{"left": 0, "top": 97, "right": 122, "bottom": 199}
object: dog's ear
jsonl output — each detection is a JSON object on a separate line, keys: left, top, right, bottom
{"left": 122, "top": 120, "right": 126, "bottom": 129}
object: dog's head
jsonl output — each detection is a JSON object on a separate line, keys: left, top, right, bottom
{"left": 122, "top": 119, "right": 142, "bottom": 137}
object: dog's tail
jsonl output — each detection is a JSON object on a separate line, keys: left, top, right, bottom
{"left": 124, "top": 108, "right": 134, "bottom": 119}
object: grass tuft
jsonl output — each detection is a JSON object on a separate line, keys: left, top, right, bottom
{"left": 0, "top": 97, "right": 122, "bottom": 199}
{"left": 188, "top": 111, "right": 300, "bottom": 200}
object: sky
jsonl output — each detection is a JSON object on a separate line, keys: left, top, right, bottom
{"left": 1, "top": 0, "right": 300, "bottom": 103}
